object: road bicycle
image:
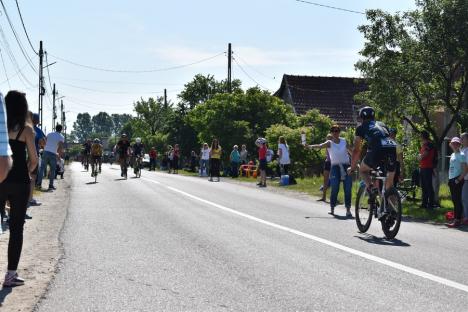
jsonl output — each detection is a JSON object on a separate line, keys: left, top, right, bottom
{"left": 355, "top": 169, "right": 402, "bottom": 239}
{"left": 134, "top": 155, "right": 142, "bottom": 178}
{"left": 91, "top": 157, "right": 101, "bottom": 183}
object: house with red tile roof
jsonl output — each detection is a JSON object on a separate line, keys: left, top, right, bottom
{"left": 274, "top": 75, "right": 367, "bottom": 128}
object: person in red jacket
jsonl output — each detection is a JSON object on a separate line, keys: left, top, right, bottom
{"left": 418, "top": 131, "right": 436, "bottom": 209}
{"left": 149, "top": 147, "right": 157, "bottom": 171}
{"left": 256, "top": 138, "right": 267, "bottom": 188}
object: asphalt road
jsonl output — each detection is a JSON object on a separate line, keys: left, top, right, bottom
{"left": 37, "top": 163, "right": 468, "bottom": 312}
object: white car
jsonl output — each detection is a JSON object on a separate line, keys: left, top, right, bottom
{"left": 142, "top": 153, "right": 150, "bottom": 167}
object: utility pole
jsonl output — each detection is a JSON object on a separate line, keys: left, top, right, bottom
{"left": 227, "top": 43, "right": 232, "bottom": 93}
{"left": 62, "top": 111, "right": 67, "bottom": 154}
{"left": 52, "top": 83, "right": 57, "bottom": 130}
{"left": 60, "top": 99, "right": 64, "bottom": 125}
{"left": 164, "top": 88, "right": 167, "bottom": 108}
{"left": 38, "top": 41, "right": 44, "bottom": 129}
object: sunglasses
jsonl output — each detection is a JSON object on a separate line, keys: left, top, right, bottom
{"left": 331, "top": 129, "right": 340, "bottom": 133}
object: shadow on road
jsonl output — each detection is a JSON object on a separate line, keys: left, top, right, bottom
{"left": 0, "top": 287, "right": 12, "bottom": 307}
{"left": 85, "top": 181, "right": 98, "bottom": 185}
{"left": 332, "top": 215, "right": 354, "bottom": 221}
{"left": 354, "top": 234, "right": 411, "bottom": 247}
{"left": 304, "top": 216, "right": 331, "bottom": 219}
{"left": 114, "top": 178, "right": 127, "bottom": 181}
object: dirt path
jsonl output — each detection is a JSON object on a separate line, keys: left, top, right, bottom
{"left": 0, "top": 176, "right": 70, "bottom": 311}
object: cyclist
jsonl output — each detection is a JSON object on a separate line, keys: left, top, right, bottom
{"left": 117, "top": 134, "right": 131, "bottom": 177}
{"left": 81, "top": 139, "right": 92, "bottom": 168}
{"left": 348, "top": 106, "right": 397, "bottom": 217}
{"left": 90, "top": 138, "right": 103, "bottom": 176}
{"left": 132, "top": 137, "right": 145, "bottom": 174}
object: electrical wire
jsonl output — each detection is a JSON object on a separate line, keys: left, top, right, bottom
{"left": 59, "top": 81, "right": 179, "bottom": 95}
{"left": 295, "top": 0, "right": 365, "bottom": 15}
{"left": 0, "top": 61, "right": 28, "bottom": 85}
{"left": 0, "top": 0, "right": 37, "bottom": 73}
{"left": 233, "top": 57, "right": 271, "bottom": 91}
{"left": 0, "top": 47, "right": 10, "bottom": 88}
{"left": 53, "top": 75, "right": 183, "bottom": 86}
{"left": 47, "top": 51, "right": 225, "bottom": 73}
{"left": 233, "top": 52, "right": 276, "bottom": 81}
{"left": 0, "top": 24, "right": 35, "bottom": 88}
{"left": 14, "top": 0, "right": 37, "bottom": 55}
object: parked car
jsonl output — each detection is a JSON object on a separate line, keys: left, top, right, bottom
{"left": 142, "top": 153, "right": 150, "bottom": 168}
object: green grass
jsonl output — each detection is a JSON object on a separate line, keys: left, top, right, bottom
{"left": 169, "top": 168, "right": 454, "bottom": 223}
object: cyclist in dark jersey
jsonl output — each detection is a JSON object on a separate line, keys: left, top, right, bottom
{"left": 117, "top": 134, "right": 131, "bottom": 177}
{"left": 349, "top": 106, "right": 397, "bottom": 193}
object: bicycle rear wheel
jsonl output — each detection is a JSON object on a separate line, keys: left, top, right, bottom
{"left": 355, "top": 185, "right": 373, "bottom": 233}
{"left": 380, "top": 187, "right": 402, "bottom": 239}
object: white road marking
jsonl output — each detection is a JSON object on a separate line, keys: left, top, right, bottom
{"left": 142, "top": 177, "right": 468, "bottom": 294}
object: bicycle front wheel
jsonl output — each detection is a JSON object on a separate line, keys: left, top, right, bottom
{"left": 380, "top": 187, "right": 402, "bottom": 239}
{"left": 355, "top": 185, "right": 373, "bottom": 233}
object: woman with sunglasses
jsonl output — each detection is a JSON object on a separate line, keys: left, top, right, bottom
{"left": 307, "top": 125, "right": 352, "bottom": 217}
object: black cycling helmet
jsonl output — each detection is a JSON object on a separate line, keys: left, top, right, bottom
{"left": 359, "top": 106, "right": 375, "bottom": 120}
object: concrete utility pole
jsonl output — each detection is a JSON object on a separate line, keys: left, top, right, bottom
{"left": 52, "top": 83, "right": 57, "bottom": 130}
{"left": 38, "top": 41, "right": 44, "bottom": 129}
{"left": 227, "top": 43, "right": 232, "bottom": 93}
{"left": 60, "top": 99, "right": 64, "bottom": 125}
{"left": 164, "top": 88, "right": 167, "bottom": 108}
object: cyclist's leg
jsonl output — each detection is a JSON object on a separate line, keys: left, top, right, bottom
{"left": 359, "top": 153, "right": 373, "bottom": 189}
{"left": 383, "top": 147, "right": 397, "bottom": 191}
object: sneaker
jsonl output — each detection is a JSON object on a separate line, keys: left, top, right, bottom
{"left": 259, "top": 184, "right": 266, "bottom": 188}
{"left": 3, "top": 272, "right": 25, "bottom": 287}
{"left": 328, "top": 207, "right": 335, "bottom": 215}
{"left": 25, "top": 214, "right": 32, "bottom": 220}
{"left": 48, "top": 185, "right": 56, "bottom": 191}
{"left": 256, "top": 182, "right": 263, "bottom": 186}
{"left": 346, "top": 210, "right": 353, "bottom": 218}
{"left": 209, "top": 178, "right": 213, "bottom": 182}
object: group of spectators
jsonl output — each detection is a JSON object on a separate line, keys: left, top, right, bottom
{"left": 0, "top": 91, "right": 64, "bottom": 287}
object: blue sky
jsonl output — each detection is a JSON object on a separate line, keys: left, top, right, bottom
{"left": 0, "top": 0, "right": 415, "bottom": 132}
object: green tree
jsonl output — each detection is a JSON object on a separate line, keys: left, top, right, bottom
{"left": 133, "top": 96, "right": 173, "bottom": 136}
{"left": 188, "top": 87, "right": 296, "bottom": 160}
{"left": 92, "top": 112, "right": 114, "bottom": 137}
{"left": 355, "top": 0, "right": 468, "bottom": 149}
{"left": 111, "top": 113, "right": 133, "bottom": 136}
{"left": 71, "top": 112, "right": 92, "bottom": 142}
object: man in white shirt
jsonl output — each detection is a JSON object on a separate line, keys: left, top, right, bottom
{"left": 37, "top": 124, "right": 64, "bottom": 191}
{"left": 0, "top": 92, "right": 12, "bottom": 182}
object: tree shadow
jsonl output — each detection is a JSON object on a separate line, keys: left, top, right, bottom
{"left": 0, "top": 287, "right": 13, "bottom": 307}
{"left": 355, "top": 233, "right": 411, "bottom": 247}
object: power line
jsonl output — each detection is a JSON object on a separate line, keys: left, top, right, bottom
{"left": 295, "top": 0, "right": 365, "bottom": 15}
{"left": 233, "top": 52, "right": 276, "bottom": 81}
{"left": 0, "top": 47, "right": 10, "bottom": 88}
{"left": 14, "top": 0, "right": 38, "bottom": 55}
{"left": 0, "top": 61, "right": 28, "bottom": 85}
{"left": 48, "top": 51, "right": 225, "bottom": 73}
{"left": 53, "top": 75, "right": 183, "bottom": 86}
{"left": 59, "top": 81, "right": 179, "bottom": 95}
{"left": 0, "top": 0, "right": 37, "bottom": 73}
{"left": 233, "top": 57, "right": 271, "bottom": 91}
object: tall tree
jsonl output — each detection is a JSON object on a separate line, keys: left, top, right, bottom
{"left": 92, "top": 112, "right": 114, "bottom": 137}
{"left": 111, "top": 113, "right": 133, "bottom": 136}
{"left": 355, "top": 0, "right": 468, "bottom": 149}
{"left": 133, "top": 96, "right": 172, "bottom": 135}
{"left": 71, "top": 113, "right": 93, "bottom": 142}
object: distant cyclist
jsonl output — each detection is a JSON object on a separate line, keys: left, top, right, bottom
{"left": 90, "top": 138, "right": 103, "bottom": 176}
{"left": 131, "top": 137, "right": 145, "bottom": 175}
{"left": 348, "top": 106, "right": 397, "bottom": 215}
{"left": 81, "top": 139, "right": 92, "bottom": 168}
{"left": 117, "top": 134, "right": 131, "bottom": 177}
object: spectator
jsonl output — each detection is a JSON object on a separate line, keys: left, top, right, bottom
{"left": 149, "top": 147, "right": 157, "bottom": 171}
{"left": 277, "top": 136, "right": 291, "bottom": 175}
{"left": 256, "top": 138, "right": 267, "bottom": 187}
{"left": 0, "top": 92, "right": 12, "bottom": 183}
{"left": 389, "top": 128, "right": 404, "bottom": 187}
{"left": 209, "top": 139, "right": 222, "bottom": 182}
{"left": 30, "top": 112, "right": 45, "bottom": 207}
{"left": 447, "top": 137, "right": 464, "bottom": 228}
{"left": 173, "top": 144, "right": 180, "bottom": 174}
{"left": 308, "top": 125, "right": 352, "bottom": 217}
{"left": 461, "top": 133, "right": 468, "bottom": 225}
{"left": 266, "top": 143, "right": 275, "bottom": 178}
{"left": 37, "top": 124, "right": 64, "bottom": 191}
{"left": 167, "top": 146, "right": 174, "bottom": 174}
{"left": 200, "top": 143, "right": 210, "bottom": 177}
{"left": 318, "top": 134, "right": 333, "bottom": 202}
{"left": 190, "top": 150, "right": 197, "bottom": 172}
{"left": 240, "top": 144, "right": 248, "bottom": 165}
{"left": 0, "top": 91, "right": 38, "bottom": 287}
{"left": 230, "top": 145, "right": 240, "bottom": 178}
{"left": 161, "top": 152, "right": 169, "bottom": 171}
{"left": 418, "top": 131, "right": 436, "bottom": 210}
